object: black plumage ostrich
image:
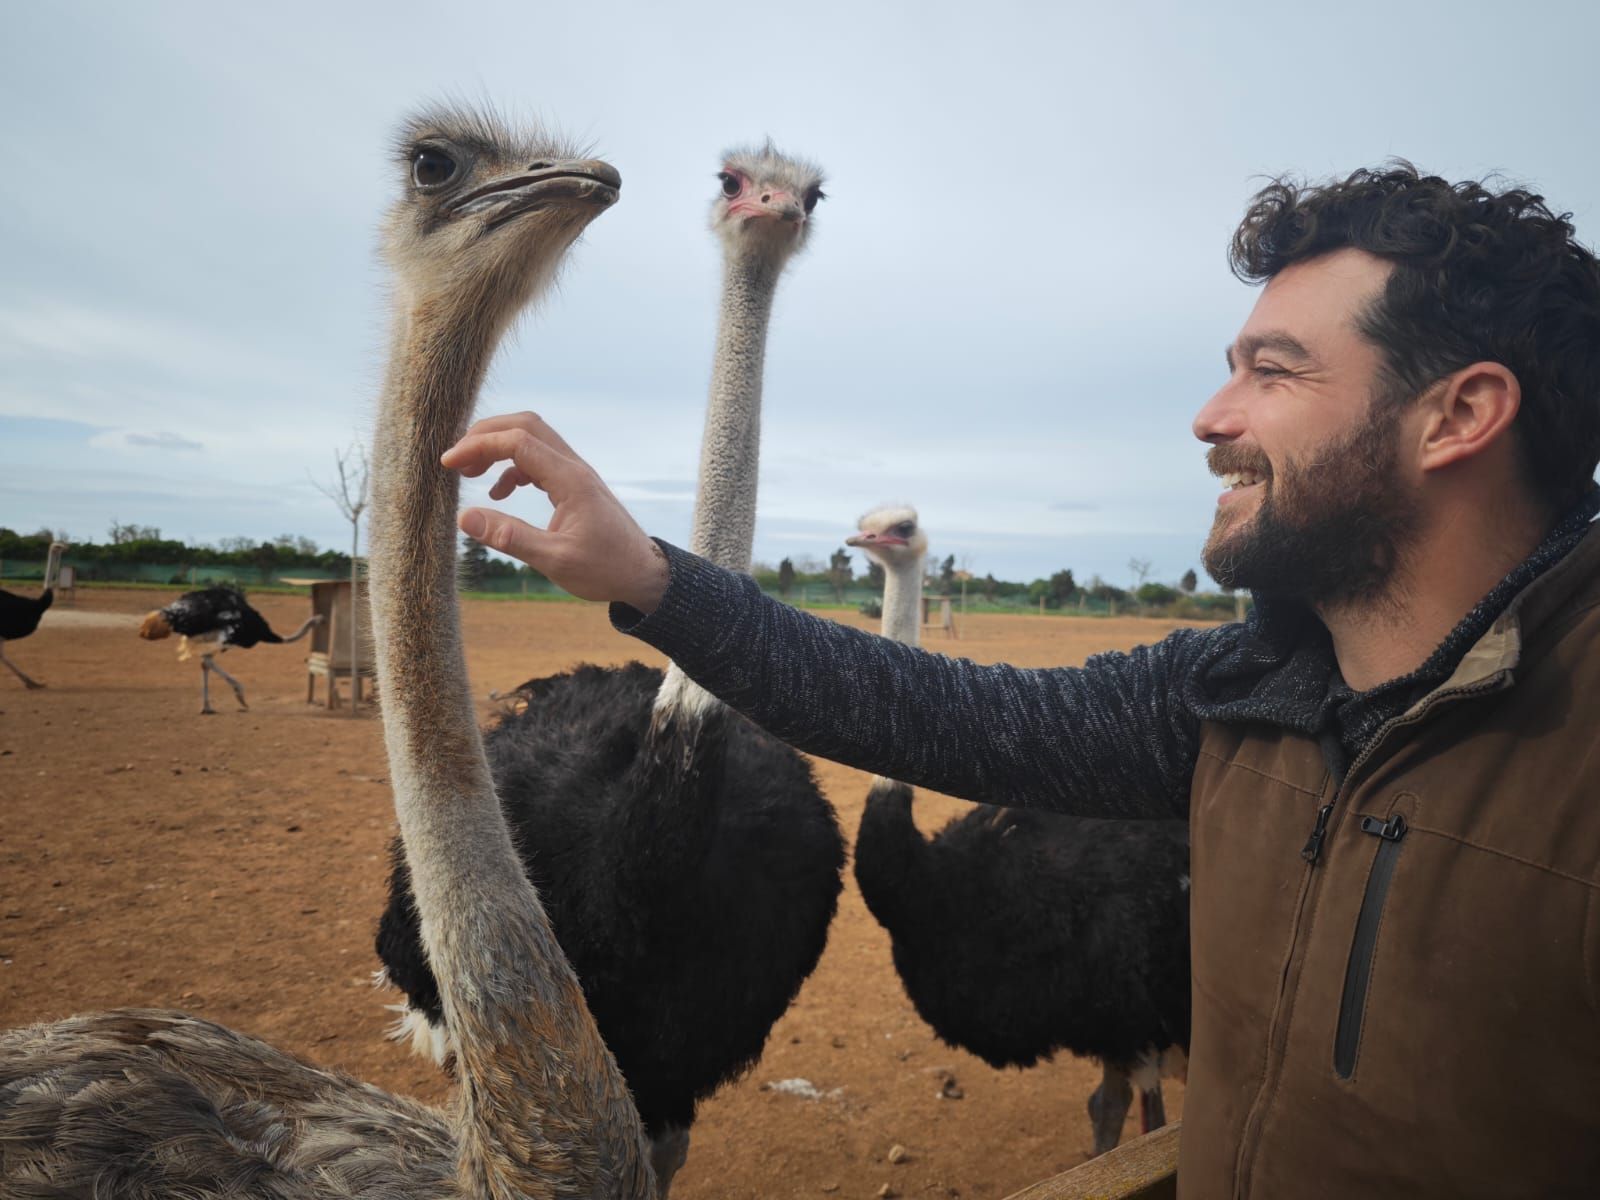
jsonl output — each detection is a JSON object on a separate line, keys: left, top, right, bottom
{"left": 0, "top": 541, "right": 65, "bottom": 689}
{"left": 375, "top": 144, "right": 844, "bottom": 1194}
{"left": 847, "top": 506, "right": 1191, "bottom": 1157}
{"left": 139, "top": 586, "right": 320, "bottom": 714}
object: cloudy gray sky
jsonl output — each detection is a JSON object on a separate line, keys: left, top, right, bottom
{"left": 5, "top": 0, "right": 1599, "bottom": 587}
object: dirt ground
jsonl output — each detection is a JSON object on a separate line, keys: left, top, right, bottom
{"left": 0, "top": 587, "right": 1208, "bottom": 1199}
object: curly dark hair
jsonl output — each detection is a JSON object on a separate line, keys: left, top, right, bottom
{"left": 1230, "top": 162, "right": 1600, "bottom": 513}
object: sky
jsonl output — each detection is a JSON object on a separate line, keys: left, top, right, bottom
{"left": 5, "top": 0, "right": 1600, "bottom": 588}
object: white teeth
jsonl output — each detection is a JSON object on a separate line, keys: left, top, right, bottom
{"left": 1222, "top": 471, "right": 1264, "bottom": 489}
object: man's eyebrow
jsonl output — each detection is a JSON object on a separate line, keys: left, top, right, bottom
{"left": 1226, "top": 332, "right": 1314, "bottom": 371}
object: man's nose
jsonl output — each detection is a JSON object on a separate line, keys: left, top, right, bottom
{"left": 1193, "top": 381, "right": 1247, "bottom": 445}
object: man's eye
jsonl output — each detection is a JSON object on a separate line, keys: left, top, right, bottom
{"left": 1254, "top": 363, "right": 1289, "bottom": 378}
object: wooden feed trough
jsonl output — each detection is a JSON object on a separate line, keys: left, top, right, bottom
{"left": 284, "top": 578, "right": 375, "bottom": 710}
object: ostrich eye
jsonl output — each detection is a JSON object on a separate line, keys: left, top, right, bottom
{"left": 893, "top": 522, "right": 914, "bottom": 537}
{"left": 718, "top": 172, "right": 741, "bottom": 198}
{"left": 412, "top": 148, "right": 458, "bottom": 189}
{"left": 803, "top": 186, "right": 825, "bottom": 214}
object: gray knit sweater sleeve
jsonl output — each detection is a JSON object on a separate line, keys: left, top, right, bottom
{"left": 613, "top": 541, "right": 1217, "bottom": 818}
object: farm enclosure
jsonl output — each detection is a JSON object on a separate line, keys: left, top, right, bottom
{"left": 0, "top": 589, "right": 1203, "bottom": 1199}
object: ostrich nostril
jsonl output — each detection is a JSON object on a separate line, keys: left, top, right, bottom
{"left": 761, "top": 193, "right": 772, "bottom": 202}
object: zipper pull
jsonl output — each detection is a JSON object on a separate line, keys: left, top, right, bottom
{"left": 1301, "top": 803, "right": 1334, "bottom": 864}
{"left": 1358, "top": 813, "right": 1408, "bottom": 841}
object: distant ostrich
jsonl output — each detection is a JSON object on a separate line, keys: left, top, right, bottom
{"left": 139, "top": 586, "right": 320, "bottom": 713}
{"left": 0, "top": 541, "right": 65, "bottom": 689}
{"left": 0, "top": 104, "right": 656, "bottom": 1197}
{"left": 376, "top": 142, "right": 840, "bottom": 1191}
{"left": 848, "top": 504, "right": 1192, "bottom": 1157}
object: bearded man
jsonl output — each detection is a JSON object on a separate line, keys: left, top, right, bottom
{"left": 442, "top": 164, "right": 1600, "bottom": 1198}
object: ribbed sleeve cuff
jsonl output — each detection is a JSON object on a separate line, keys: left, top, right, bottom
{"left": 609, "top": 539, "right": 741, "bottom": 661}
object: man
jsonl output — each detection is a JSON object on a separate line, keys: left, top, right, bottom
{"left": 442, "top": 164, "right": 1600, "bottom": 1198}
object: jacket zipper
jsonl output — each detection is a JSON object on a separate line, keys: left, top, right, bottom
{"left": 1235, "top": 675, "right": 1508, "bottom": 1198}
{"left": 1333, "top": 812, "right": 1408, "bottom": 1079}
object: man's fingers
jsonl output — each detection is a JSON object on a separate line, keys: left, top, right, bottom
{"left": 457, "top": 411, "right": 581, "bottom": 459}
{"left": 460, "top": 508, "right": 551, "bottom": 565}
{"left": 489, "top": 465, "right": 532, "bottom": 501}
{"left": 443, "top": 429, "right": 582, "bottom": 498}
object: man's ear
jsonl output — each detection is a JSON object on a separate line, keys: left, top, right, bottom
{"left": 1416, "top": 362, "right": 1521, "bottom": 474}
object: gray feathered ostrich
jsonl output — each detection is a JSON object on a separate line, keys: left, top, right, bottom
{"left": 376, "top": 142, "right": 841, "bottom": 1193}
{"left": 139, "top": 586, "right": 321, "bottom": 714}
{"left": 0, "top": 541, "right": 64, "bottom": 689}
{"left": 0, "top": 104, "right": 656, "bottom": 1197}
{"left": 848, "top": 505, "right": 1192, "bottom": 1157}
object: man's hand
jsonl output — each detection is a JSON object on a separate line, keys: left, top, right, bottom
{"left": 441, "top": 412, "right": 670, "bottom": 614}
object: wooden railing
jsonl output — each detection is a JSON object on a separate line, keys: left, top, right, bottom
{"left": 1001, "top": 1122, "right": 1179, "bottom": 1200}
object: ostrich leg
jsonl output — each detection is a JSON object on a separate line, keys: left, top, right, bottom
{"left": 1086, "top": 1061, "right": 1135, "bottom": 1156}
{"left": 1140, "top": 1079, "right": 1167, "bottom": 1132}
{"left": 204, "top": 654, "right": 249, "bottom": 711}
{"left": 0, "top": 642, "right": 43, "bottom": 689}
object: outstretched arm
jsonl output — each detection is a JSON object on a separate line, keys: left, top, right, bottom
{"left": 443, "top": 412, "right": 1211, "bottom": 818}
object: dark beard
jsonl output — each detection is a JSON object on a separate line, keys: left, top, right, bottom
{"left": 1202, "top": 402, "right": 1419, "bottom": 607}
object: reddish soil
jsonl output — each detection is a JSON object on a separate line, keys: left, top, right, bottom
{"left": 0, "top": 588, "right": 1203, "bottom": 1199}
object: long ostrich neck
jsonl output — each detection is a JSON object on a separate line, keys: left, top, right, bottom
{"left": 855, "top": 547, "right": 930, "bottom": 924}
{"left": 279, "top": 614, "right": 320, "bottom": 644}
{"left": 689, "top": 250, "right": 780, "bottom": 569}
{"left": 43, "top": 545, "right": 63, "bottom": 593}
{"left": 660, "top": 249, "right": 782, "bottom": 716}
{"left": 369, "top": 289, "right": 650, "bottom": 1198}
{"left": 880, "top": 553, "right": 924, "bottom": 649}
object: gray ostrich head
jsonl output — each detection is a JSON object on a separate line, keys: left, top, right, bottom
{"left": 380, "top": 103, "right": 620, "bottom": 325}
{"left": 710, "top": 141, "right": 825, "bottom": 262}
{"left": 848, "top": 505, "right": 928, "bottom": 570}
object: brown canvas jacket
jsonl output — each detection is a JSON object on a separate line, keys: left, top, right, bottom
{"left": 1181, "top": 524, "right": 1600, "bottom": 1199}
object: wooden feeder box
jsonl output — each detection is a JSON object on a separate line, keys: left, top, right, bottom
{"left": 283, "top": 578, "right": 376, "bottom": 710}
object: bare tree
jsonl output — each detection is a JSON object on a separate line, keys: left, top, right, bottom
{"left": 312, "top": 442, "right": 369, "bottom": 714}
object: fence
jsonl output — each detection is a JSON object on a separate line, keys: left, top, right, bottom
{"left": 0, "top": 558, "right": 1243, "bottom": 620}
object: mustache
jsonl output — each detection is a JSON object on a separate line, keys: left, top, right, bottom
{"left": 1207, "top": 443, "right": 1271, "bottom": 479}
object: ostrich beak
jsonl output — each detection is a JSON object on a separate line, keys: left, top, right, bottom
{"left": 731, "top": 190, "right": 806, "bottom": 225}
{"left": 447, "top": 159, "right": 622, "bottom": 228}
{"left": 846, "top": 532, "right": 907, "bottom": 548}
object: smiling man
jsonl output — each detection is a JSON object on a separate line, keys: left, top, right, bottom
{"left": 443, "top": 164, "right": 1600, "bottom": 1198}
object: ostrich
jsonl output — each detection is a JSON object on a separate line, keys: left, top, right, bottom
{"left": 375, "top": 142, "right": 841, "bottom": 1191}
{"left": 139, "top": 586, "right": 321, "bottom": 714}
{"left": 0, "top": 104, "right": 657, "bottom": 1197}
{"left": 0, "top": 541, "right": 65, "bottom": 689}
{"left": 847, "top": 504, "right": 1192, "bottom": 1157}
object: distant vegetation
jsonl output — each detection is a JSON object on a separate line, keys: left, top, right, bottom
{"left": 1, "top": 524, "right": 1244, "bottom": 619}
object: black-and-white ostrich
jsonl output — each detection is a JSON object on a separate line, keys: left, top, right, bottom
{"left": 848, "top": 504, "right": 1192, "bottom": 1157}
{"left": 0, "top": 541, "right": 65, "bottom": 689}
{"left": 375, "top": 143, "right": 841, "bottom": 1192}
{"left": 0, "top": 103, "right": 658, "bottom": 1198}
{"left": 139, "top": 585, "right": 320, "bottom": 714}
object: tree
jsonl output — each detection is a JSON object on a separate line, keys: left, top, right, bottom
{"left": 1048, "top": 568, "right": 1077, "bottom": 608}
{"left": 777, "top": 557, "right": 796, "bottom": 596}
{"left": 939, "top": 553, "right": 956, "bottom": 590}
{"left": 866, "top": 560, "right": 886, "bottom": 591}
{"left": 827, "top": 547, "right": 853, "bottom": 602}
{"left": 312, "top": 441, "right": 371, "bottom": 713}
{"left": 460, "top": 536, "right": 491, "bottom": 589}
{"left": 982, "top": 572, "right": 998, "bottom": 601}
{"left": 1128, "top": 557, "right": 1153, "bottom": 589}
{"left": 1180, "top": 568, "right": 1199, "bottom": 594}
{"left": 108, "top": 520, "right": 161, "bottom": 544}
{"left": 1137, "top": 582, "right": 1180, "bottom": 607}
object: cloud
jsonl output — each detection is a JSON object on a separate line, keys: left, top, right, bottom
{"left": 1049, "top": 500, "right": 1099, "bottom": 513}
{"left": 88, "top": 428, "right": 205, "bottom": 453}
{"left": 122, "top": 430, "right": 204, "bottom": 451}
